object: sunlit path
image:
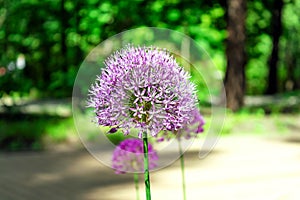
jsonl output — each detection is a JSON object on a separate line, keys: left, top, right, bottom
{"left": 1, "top": 135, "right": 299, "bottom": 200}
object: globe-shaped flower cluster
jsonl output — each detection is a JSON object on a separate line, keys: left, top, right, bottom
{"left": 158, "top": 108, "right": 205, "bottom": 141}
{"left": 87, "top": 45, "right": 197, "bottom": 137}
{"left": 112, "top": 138, "right": 158, "bottom": 174}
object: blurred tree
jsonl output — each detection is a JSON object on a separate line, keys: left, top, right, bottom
{"left": 60, "top": 0, "right": 67, "bottom": 73}
{"left": 281, "top": 0, "right": 300, "bottom": 91}
{"left": 3, "top": 0, "right": 299, "bottom": 101}
{"left": 244, "top": 0, "right": 272, "bottom": 94}
{"left": 224, "top": 0, "right": 247, "bottom": 111}
{"left": 265, "top": 0, "right": 284, "bottom": 94}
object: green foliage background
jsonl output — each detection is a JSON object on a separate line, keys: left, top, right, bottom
{"left": 1, "top": 0, "right": 299, "bottom": 99}
{"left": 1, "top": 0, "right": 300, "bottom": 151}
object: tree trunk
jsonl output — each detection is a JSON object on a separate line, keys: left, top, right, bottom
{"left": 60, "top": 0, "right": 67, "bottom": 72}
{"left": 74, "top": 0, "right": 83, "bottom": 67}
{"left": 266, "top": 0, "right": 284, "bottom": 94}
{"left": 224, "top": 0, "right": 247, "bottom": 111}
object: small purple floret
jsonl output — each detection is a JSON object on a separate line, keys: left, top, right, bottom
{"left": 108, "top": 127, "right": 118, "bottom": 133}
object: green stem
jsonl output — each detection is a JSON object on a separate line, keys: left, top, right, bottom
{"left": 143, "top": 132, "right": 151, "bottom": 200}
{"left": 134, "top": 173, "right": 140, "bottom": 200}
{"left": 178, "top": 139, "right": 187, "bottom": 200}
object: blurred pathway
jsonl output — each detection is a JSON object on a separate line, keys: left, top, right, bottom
{"left": 1, "top": 135, "right": 300, "bottom": 200}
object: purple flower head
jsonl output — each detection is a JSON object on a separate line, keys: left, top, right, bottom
{"left": 158, "top": 108, "right": 205, "bottom": 141}
{"left": 112, "top": 138, "right": 158, "bottom": 174}
{"left": 87, "top": 44, "right": 197, "bottom": 137}
{"left": 177, "top": 109, "right": 205, "bottom": 139}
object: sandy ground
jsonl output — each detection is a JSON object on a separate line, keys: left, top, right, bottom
{"left": 1, "top": 135, "right": 300, "bottom": 200}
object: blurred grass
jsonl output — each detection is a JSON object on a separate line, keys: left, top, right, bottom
{"left": 219, "top": 111, "right": 299, "bottom": 136}
{"left": 1, "top": 111, "right": 299, "bottom": 151}
{"left": 1, "top": 111, "right": 299, "bottom": 152}
{"left": 0, "top": 91, "right": 299, "bottom": 151}
{"left": 0, "top": 114, "right": 76, "bottom": 151}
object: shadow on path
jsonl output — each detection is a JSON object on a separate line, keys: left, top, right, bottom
{"left": 0, "top": 149, "right": 132, "bottom": 200}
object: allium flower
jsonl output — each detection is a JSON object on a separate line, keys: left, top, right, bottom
{"left": 112, "top": 138, "right": 158, "bottom": 174}
{"left": 158, "top": 108, "right": 205, "bottom": 141}
{"left": 177, "top": 109, "right": 205, "bottom": 139}
{"left": 87, "top": 44, "right": 197, "bottom": 137}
